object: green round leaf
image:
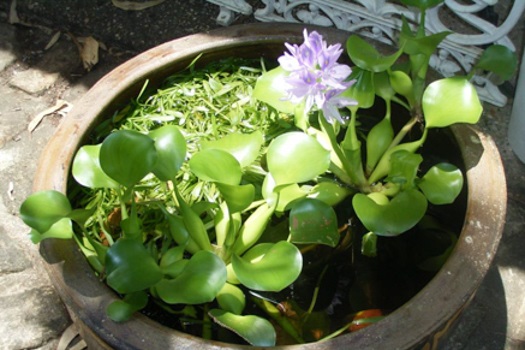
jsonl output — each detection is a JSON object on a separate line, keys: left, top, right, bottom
{"left": 423, "top": 77, "right": 483, "bottom": 128}
{"left": 20, "top": 190, "right": 72, "bottom": 233}
{"left": 202, "top": 131, "right": 264, "bottom": 168}
{"left": 341, "top": 67, "right": 375, "bottom": 109}
{"left": 106, "top": 291, "right": 148, "bottom": 323}
{"left": 209, "top": 309, "right": 276, "bottom": 347}
{"left": 189, "top": 148, "right": 242, "bottom": 185}
{"left": 366, "top": 117, "right": 394, "bottom": 172}
{"left": 253, "top": 66, "right": 296, "bottom": 114}
{"left": 353, "top": 189, "right": 428, "bottom": 236}
{"left": 72, "top": 144, "right": 120, "bottom": 188}
{"left": 262, "top": 173, "right": 307, "bottom": 212}
{"left": 346, "top": 35, "right": 403, "bottom": 72}
{"left": 155, "top": 250, "right": 227, "bottom": 304}
{"left": 418, "top": 162, "right": 464, "bottom": 204}
{"left": 105, "top": 238, "right": 163, "bottom": 294}
{"left": 149, "top": 125, "right": 187, "bottom": 181}
{"left": 216, "top": 183, "right": 255, "bottom": 213}
{"left": 100, "top": 130, "right": 158, "bottom": 188}
{"left": 216, "top": 283, "right": 246, "bottom": 315}
{"left": 474, "top": 44, "right": 518, "bottom": 82}
{"left": 28, "top": 217, "right": 74, "bottom": 244}
{"left": 267, "top": 132, "right": 330, "bottom": 186}
{"left": 232, "top": 241, "right": 302, "bottom": 292}
{"left": 307, "top": 181, "right": 353, "bottom": 206}
{"left": 289, "top": 198, "right": 340, "bottom": 247}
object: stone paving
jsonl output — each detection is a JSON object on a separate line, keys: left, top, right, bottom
{"left": 0, "top": 3, "right": 524, "bottom": 350}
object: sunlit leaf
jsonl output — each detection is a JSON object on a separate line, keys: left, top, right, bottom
{"left": 267, "top": 132, "right": 330, "bottom": 186}
{"left": 353, "top": 189, "right": 428, "bottom": 236}
{"left": 253, "top": 66, "right": 296, "bottom": 114}
{"left": 418, "top": 162, "right": 463, "bottom": 204}
{"left": 209, "top": 309, "right": 276, "bottom": 347}
{"left": 289, "top": 198, "right": 340, "bottom": 247}
{"left": 20, "top": 190, "right": 72, "bottom": 233}
{"left": 105, "top": 238, "right": 163, "bottom": 294}
{"left": 216, "top": 183, "right": 255, "bottom": 213}
{"left": 100, "top": 130, "right": 157, "bottom": 188}
{"left": 423, "top": 77, "right": 482, "bottom": 128}
{"left": 232, "top": 241, "right": 302, "bottom": 292}
{"left": 72, "top": 144, "right": 119, "bottom": 188}
{"left": 189, "top": 148, "right": 242, "bottom": 185}
{"left": 201, "top": 131, "right": 264, "bottom": 168}
{"left": 366, "top": 117, "right": 394, "bottom": 172}
{"left": 155, "top": 250, "right": 227, "bottom": 304}
{"left": 28, "top": 217, "right": 74, "bottom": 244}
{"left": 262, "top": 173, "right": 307, "bottom": 212}
{"left": 307, "top": 181, "right": 353, "bottom": 206}
{"left": 149, "top": 125, "right": 187, "bottom": 181}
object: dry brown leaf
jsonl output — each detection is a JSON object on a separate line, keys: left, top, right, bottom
{"left": 9, "top": 0, "right": 20, "bottom": 24}
{"left": 28, "top": 100, "right": 72, "bottom": 133}
{"left": 79, "top": 36, "right": 99, "bottom": 71}
{"left": 111, "top": 0, "right": 166, "bottom": 11}
{"left": 45, "top": 31, "right": 61, "bottom": 50}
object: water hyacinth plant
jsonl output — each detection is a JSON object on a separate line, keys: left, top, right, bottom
{"left": 20, "top": 1, "right": 517, "bottom": 347}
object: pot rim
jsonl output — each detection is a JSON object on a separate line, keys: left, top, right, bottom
{"left": 34, "top": 22, "right": 506, "bottom": 349}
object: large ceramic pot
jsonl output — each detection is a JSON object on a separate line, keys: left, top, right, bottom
{"left": 33, "top": 23, "right": 506, "bottom": 349}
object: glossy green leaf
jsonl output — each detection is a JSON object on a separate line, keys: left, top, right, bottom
{"left": 201, "top": 131, "right": 264, "bottom": 168}
{"left": 474, "top": 44, "right": 518, "bottom": 81}
{"left": 106, "top": 291, "right": 148, "bottom": 322}
{"left": 262, "top": 173, "right": 307, "bottom": 212}
{"left": 307, "top": 181, "right": 353, "bottom": 206}
{"left": 216, "top": 183, "right": 255, "bottom": 213}
{"left": 399, "top": 0, "right": 444, "bottom": 11}
{"left": 361, "top": 231, "right": 378, "bottom": 257}
{"left": 164, "top": 212, "right": 200, "bottom": 254}
{"left": 160, "top": 246, "right": 187, "bottom": 277}
{"left": 366, "top": 117, "right": 394, "bottom": 173}
{"left": 374, "top": 71, "right": 396, "bottom": 101}
{"left": 347, "top": 35, "right": 403, "bottom": 72}
{"left": 20, "top": 190, "right": 72, "bottom": 233}
{"left": 418, "top": 162, "right": 464, "bottom": 204}
{"left": 216, "top": 283, "right": 246, "bottom": 315}
{"left": 400, "top": 19, "right": 450, "bottom": 57}
{"left": 388, "top": 70, "right": 414, "bottom": 101}
{"left": 189, "top": 148, "right": 242, "bottom": 186}
{"left": 72, "top": 144, "right": 119, "bottom": 189}
{"left": 209, "top": 309, "right": 276, "bottom": 347}
{"left": 353, "top": 189, "right": 428, "bottom": 236}
{"left": 232, "top": 203, "right": 275, "bottom": 256}
{"left": 232, "top": 241, "right": 302, "bottom": 292}
{"left": 149, "top": 125, "right": 187, "bottom": 181}
{"left": 387, "top": 150, "right": 423, "bottom": 189}
{"left": 155, "top": 250, "right": 227, "bottom": 304}
{"left": 28, "top": 217, "right": 74, "bottom": 244}
{"left": 289, "top": 198, "right": 339, "bottom": 247}
{"left": 100, "top": 130, "right": 157, "bottom": 188}
{"left": 423, "top": 77, "right": 483, "bottom": 128}
{"left": 267, "top": 132, "right": 330, "bottom": 186}
{"left": 174, "top": 188, "right": 212, "bottom": 251}
{"left": 341, "top": 67, "right": 375, "bottom": 109}
{"left": 253, "top": 66, "right": 296, "bottom": 114}
{"left": 105, "top": 238, "right": 163, "bottom": 294}
{"left": 367, "top": 139, "right": 423, "bottom": 184}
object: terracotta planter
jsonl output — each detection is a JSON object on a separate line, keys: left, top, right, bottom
{"left": 33, "top": 23, "right": 506, "bottom": 349}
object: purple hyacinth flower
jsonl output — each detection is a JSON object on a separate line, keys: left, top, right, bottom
{"left": 278, "top": 29, "right": 356, "bottom": 124}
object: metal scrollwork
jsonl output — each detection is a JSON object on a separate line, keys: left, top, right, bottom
{"left": 206, "top": 0, "right": 524, "bottom": 106}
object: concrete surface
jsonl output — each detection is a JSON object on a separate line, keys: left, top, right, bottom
{"left": 0, "top": 1, "right": 524, "bottom": 349}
